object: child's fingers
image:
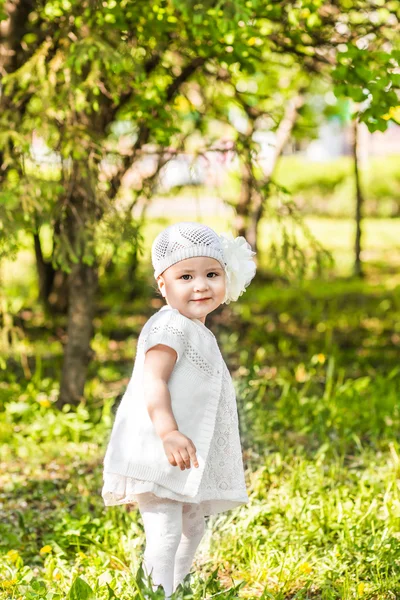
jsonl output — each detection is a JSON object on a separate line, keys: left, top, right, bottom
{"left": 165, "top": 445, "right": 186, "bottom": 469}
{"left": 167, "top": 452, "right": 177, "bottom": 466}
{"left": 188, "top": 446, "right": 199, "bottom": 468}
{"left": 164, "top": 437, "right": 199, "bottom": 469}
{"left": 178, "top": 448, "right": 191, "bottom": 469}
{"left": 169, "top": 449, "right": 186, "bottom": 470}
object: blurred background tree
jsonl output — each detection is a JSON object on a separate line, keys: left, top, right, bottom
{"left": 1, "top": 0, "right": 399, "bottom": 406}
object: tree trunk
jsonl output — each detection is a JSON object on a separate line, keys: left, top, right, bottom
{"left": 234, "top": 150, "right": 252, "bottom": 238}
{"left": 127, "top": 247, "right": 140, "bottom": 301}
{"left": 33, "top": 232, "right": 55, "bottom": 309}
{"left": 33, "top": 230, "right": 70, "bottom": 314}
{"left": 247, "top": 92, "right": 305, "bottom": 253}
{"left": 352, "top": 118, "right": 365, "bottom": 278}
{"left": 57, "top": 163, "right": 98, "bottom": 408}
{"left": 246, "top": 188, "right": 264, "bottom": 251}
{"left": 57, "top": 262, "right": 97, "bottom": 408}
{"left": 0, "top": 0, "right": 37, "bottom": 183}
{"left": 47, "top": 270, "right": 69, "bottom": 314}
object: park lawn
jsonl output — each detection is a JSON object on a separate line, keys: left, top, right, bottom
{"left": 1, "top": 217, "right": 400, "bottom": 599}
{"left": 3, "top": 217, "right": 400, "bottom": 295}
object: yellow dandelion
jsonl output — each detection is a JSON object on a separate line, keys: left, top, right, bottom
{"left": 39, "top": 545, "right": 52, "bottom": 555}
{"left": 53, "top": 570, "right": 61, "bottom": 580}
{"left": 299, "top": 562, "right": 312, "bottom": 574}
{"left": 77, "top": 551, "right": 87, "bottom": 559}
{"left": 0, "top": 579, "right": 17, "bottom": 589}
{"left": 39, "top": 399, "right": 51, "bottom": 408}
{"left": 357, "top": 582, "right": 365, "bottom": 595}
{"left": 316, "top": 353, "right": 326, "bottom": 364}
{"left": 6, "top": 550, "right": 19, "bottom": 563}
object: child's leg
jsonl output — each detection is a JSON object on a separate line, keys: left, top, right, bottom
{"left": 136, "top": 492, "right": 183, "bottom": 599}
{"left": 173, "top": 502, "right": 206, "bottom": 592}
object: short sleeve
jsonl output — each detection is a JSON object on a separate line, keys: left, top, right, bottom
{"left": 141, "top": 310, "right": 187, "bottom": 362}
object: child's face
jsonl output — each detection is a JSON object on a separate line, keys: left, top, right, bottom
{"left": 157, "top": 256, "right": 226, "bottom": 322}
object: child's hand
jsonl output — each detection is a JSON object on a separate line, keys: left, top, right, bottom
{"left": 161, "top": 430, "right": 199, "bottom": 471}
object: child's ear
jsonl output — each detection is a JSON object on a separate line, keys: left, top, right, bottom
{"left": 157, "top": 276, "right": 166, "bottom": 298}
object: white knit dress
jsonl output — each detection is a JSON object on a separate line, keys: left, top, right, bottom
{"left": 102, "top": 318, "right": 249, "bottom": 517}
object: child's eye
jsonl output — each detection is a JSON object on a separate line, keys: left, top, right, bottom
{"left": 179, "top": 272, "right": 218, "bottom": 280}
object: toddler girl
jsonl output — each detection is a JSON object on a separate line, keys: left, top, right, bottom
{"left": 101, "top": 221, "right": 256, "bottom": 598}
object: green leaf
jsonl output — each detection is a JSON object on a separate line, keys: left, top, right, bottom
{"left": 306, "top": 13, "right": 321, "bottom": 28}
{"left": 355, "top": 65, "right": 371, "bottom": 82}
{"left": 348, "top": 87, "right": 367, "bottom": 102}
{"left": 6, "top": 169, "right": 20, "bottom": 185}
{"left": 332, "top": 65, "right": 347, "bottom": 80}
{"left": 391, "top": 73, "right": 400, "bottom": 87}
{"left": 23, "top": 33, "right": 38, "bottom": 44}
{"left": 105, "top": 583, "right": 120, "bottom": 600}
{"left": 67, "top": 576, "right": 96, "bottom": 600}
{"left": 31, "top": 579, "right": 47, "bottom": 592}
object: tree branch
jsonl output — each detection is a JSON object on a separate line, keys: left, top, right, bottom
{"left": 107, "top": 56, "right": 206, "bottom": 200}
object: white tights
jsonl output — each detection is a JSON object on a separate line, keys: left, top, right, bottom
{"left": 136, "top": 492, "right": 206, "bottom": 599}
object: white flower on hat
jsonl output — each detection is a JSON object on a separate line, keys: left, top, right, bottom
{"left": 218, "top": 232, "right": 257, "bottom": 304}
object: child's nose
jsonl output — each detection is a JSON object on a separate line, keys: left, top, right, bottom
{"left": 194, "top": 278, "right": 210, "bottom": 290}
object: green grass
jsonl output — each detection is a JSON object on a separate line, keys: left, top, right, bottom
{"left": 272, "top": 154, "right": 400, "bottom": 218}
{"left": 3, "top": 216, "right": 400, "bottom": 291}
{"left": 1, "top": 218, "right": 400, "bottom": 598}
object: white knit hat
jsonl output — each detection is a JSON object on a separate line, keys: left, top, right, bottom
{"left": 151, "top": 221, "right": 257, "bottom": 304}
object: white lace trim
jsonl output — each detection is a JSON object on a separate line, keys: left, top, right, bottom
{"left": 138, "top": 312, "right": 220, "bottom": 378}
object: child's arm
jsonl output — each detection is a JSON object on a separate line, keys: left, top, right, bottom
{"left": 143, "top": 344, "right": 179, "bottom": 440}
{"left": 143, "top": 344, "right": 199, "bottom": 471}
